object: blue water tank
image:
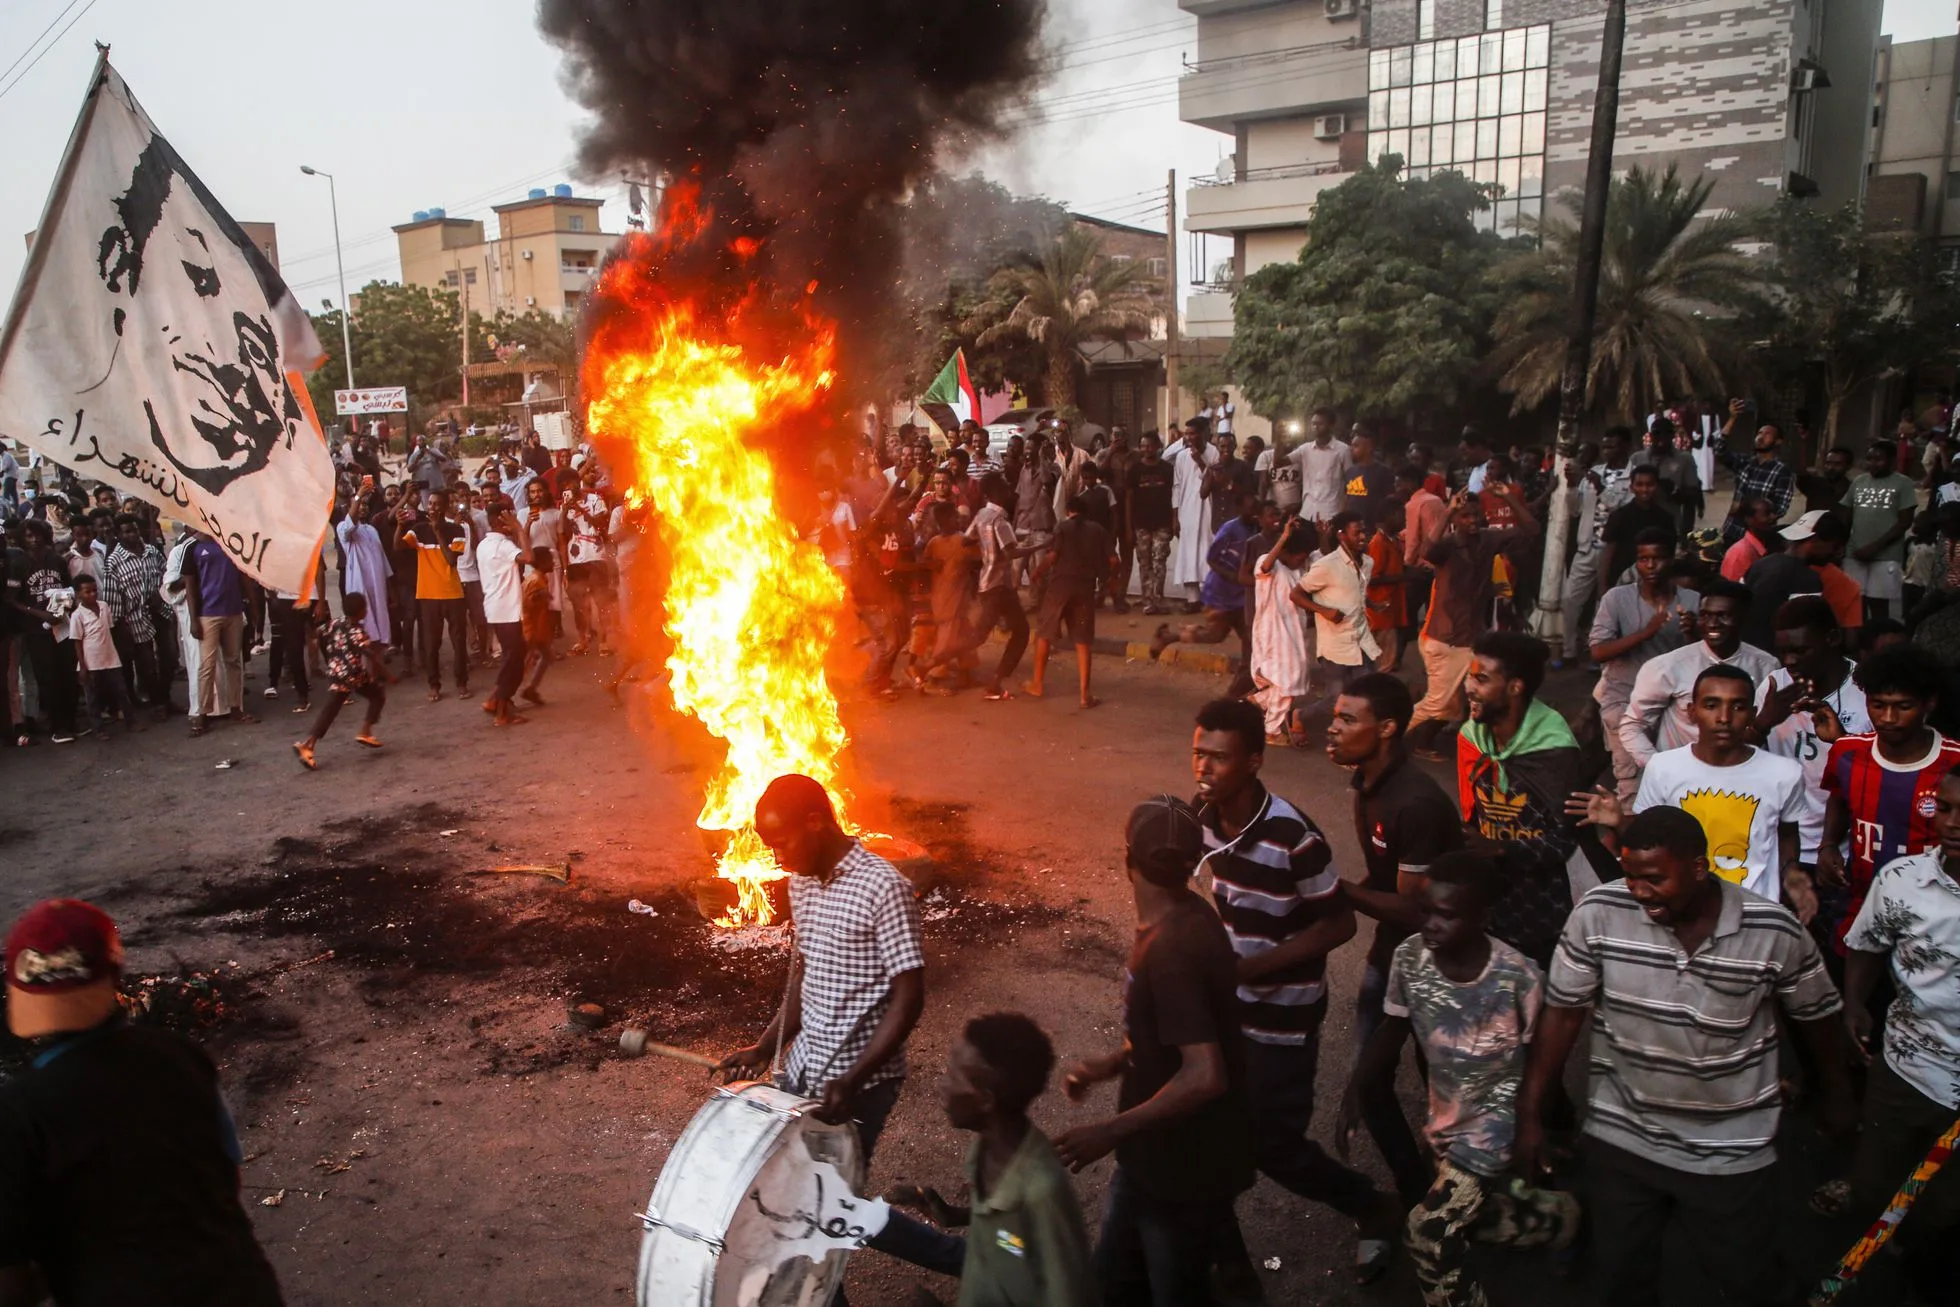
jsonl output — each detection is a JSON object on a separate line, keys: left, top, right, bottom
{"left": 412, "top": 210, "right": 430, "bottom": 222}
{"left": 552, "top": 183, "right": 573, "bottom": 198}
{"left": 429, "top": 207, "right": 446, "bottom": 218}
{"left": 528, "top": 188, "right": 547, "bottom": 200}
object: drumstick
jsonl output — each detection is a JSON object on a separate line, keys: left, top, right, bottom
{"left": 619, "top": 1028, "right": 719, "bottom": 1068}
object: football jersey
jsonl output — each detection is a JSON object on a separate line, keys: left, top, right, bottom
{"left": 1821, "top": 731, "right": 1960, "bottom": 938}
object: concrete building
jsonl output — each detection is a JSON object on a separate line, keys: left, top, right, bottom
{"left": 1179, "top": 0, "right": 1371, "bottom": 337}
{"left": 1868, "top": 34, "right": 1960, "bottom": 254}
{"left": 392, "top": 184, "right": 616, "bottom": 319}
{"left": 1179, "top": 0, "right": 1885, "bottom": 339}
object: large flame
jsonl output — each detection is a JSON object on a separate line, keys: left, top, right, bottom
{"left": 583, "top": 191, "right": 853, "bottom": 926}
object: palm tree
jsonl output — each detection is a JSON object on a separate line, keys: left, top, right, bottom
{"left": 968, "top": 227, "right": 1158, "bottom": 411}
{"left": 1489, "top": 164, "right": 1757, "bottom": 421}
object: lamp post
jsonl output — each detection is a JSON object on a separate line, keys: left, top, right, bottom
{"left": 299, "top": 165, "right": 355, "bottom": 390}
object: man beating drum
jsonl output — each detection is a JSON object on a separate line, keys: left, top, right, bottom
{"left": 715, "top": 774, "right": 965, "bottom": 1285}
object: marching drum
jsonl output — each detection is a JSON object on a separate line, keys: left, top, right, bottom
{"left": 636, "top": 1082, "right": 886, "bottom": 1307}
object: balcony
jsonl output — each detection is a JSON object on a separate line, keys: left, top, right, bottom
{"left": 560, "top": 265, "right": 597, "bottom": 294}
{"left": 1187, "top": 161, "right": 1353, "bottom": 233}
{"left": 1184, "top": 289, "right": 1238, "bottom": 339}
{"left": 1180, "top": 39, "right": 1368, "bottom": 132}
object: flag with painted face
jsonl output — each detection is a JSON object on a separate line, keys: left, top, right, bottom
{"left": 0, "top": 56, "right": 333, "bottom": 595}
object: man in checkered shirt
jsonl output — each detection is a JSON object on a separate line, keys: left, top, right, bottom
{"left": 718, "top": 774, "right": 926, "bottom": 1151}
{"left": 1716, "top": 401, "right": 1795, "bottom": 546}
{"left": 716, "top": 775, "right": 960, "bottom": 1288}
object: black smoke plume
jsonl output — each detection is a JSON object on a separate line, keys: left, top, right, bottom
{"left": 538, "top": 0, "right": 1048, "bottom": 384}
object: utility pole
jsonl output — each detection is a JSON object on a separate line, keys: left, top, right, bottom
{"left": 460, "top": 279, "right": 471, "bottom": 410}
{"left": 1164, "top": 168, "right": 1180, "bottom": 431}
{"left": 1530, "top": 0, "right": 1628, "bottom": 644}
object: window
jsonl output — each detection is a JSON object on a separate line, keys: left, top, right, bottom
{"left": 444, "top": 269, "right": 460, "bottom": 287}
{"left": 1485, "top": 0, "right": 1503, "bottom": 30}
{"left": 569, "top": 215, "right": 586, "bottom": 231}
{"left": 1418, "top": 0, "right": 1434, "bottom": 40}
{"left": 1947, "top": 170, "right": 1960, "bottom": 201}
{"left": 463, "top": 268, "right": 477, "bottom": 285}
{"left": 1148, "top": 257, "right": 1168, "bottom": 277}
{"left": 1367, "top": 23, "right": 1552, "bottom": 236}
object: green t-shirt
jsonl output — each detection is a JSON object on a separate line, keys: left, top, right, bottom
{"left": 958, "top": 1128, "right": 1098, "bottom": 1307}
{"left": 1842, "top": 472, "right": 1918, "bottom": 563}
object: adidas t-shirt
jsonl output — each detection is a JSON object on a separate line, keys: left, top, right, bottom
{"left": 1633, "top": 745, "right": 1807, "bottom": 902}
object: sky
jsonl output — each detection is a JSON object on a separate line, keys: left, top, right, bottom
{"left": 0, "top": 0, "right": 1955, "bottom": 323}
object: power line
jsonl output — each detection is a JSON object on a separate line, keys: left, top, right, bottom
{"left": 0, "top": 0, "right": 85, "bottom": 89}
{"left": 0, "top": 0, "right": 101, "bottom": 104}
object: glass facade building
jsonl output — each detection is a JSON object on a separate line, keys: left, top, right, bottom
{"left": 1366, "top": 24, "right": 1551, "bottom": 234}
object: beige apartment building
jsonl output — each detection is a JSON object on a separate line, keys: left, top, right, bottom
{"left": 1867, "top": 34, "right": 1960, "bottom": 254}
{"left": 393, "top": 185, "right": 615, "bottom": 318}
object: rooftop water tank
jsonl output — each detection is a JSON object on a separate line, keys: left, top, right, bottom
{"left": 552, "top": 183, "right": 573, "bottom": 198}
{"left": 429, "top": 207, "right": 446, "bottom": 218}
{"left": 528, "top": 188, "right": 547, "bottom": 200}
{"left": 412, "top": 210, "right": 430, "bottom": 222}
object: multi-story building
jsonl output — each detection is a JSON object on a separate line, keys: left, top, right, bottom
{"left": 1867, "top": 33, "right": 1960, "bottom": 256}
{"left": 1179, "top": 0, "right": 1371, "bottom": 337}
{"left": 392, "top": 185, "right": 616, "bottom": 319}
{"left": 1180, "top": 0, "right": 1884, "bottom": 339}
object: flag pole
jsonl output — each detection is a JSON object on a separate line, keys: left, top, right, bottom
{"left": 0, "top": 44, "right": 112, "bottom": 383}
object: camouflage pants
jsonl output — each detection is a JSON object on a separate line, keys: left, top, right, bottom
{"left": 1134, "top": 528, "right": 1172, "bottom": 608}
{"left": 1406, "top": 1159, "right": 1579, "bottom": 1307}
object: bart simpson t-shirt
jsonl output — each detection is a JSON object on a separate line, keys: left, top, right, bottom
{"left": 1633, "top": 745, "right": 1806, "bottom": 903}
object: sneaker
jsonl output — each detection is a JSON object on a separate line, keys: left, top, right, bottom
{"left": 50, "top": 733, "right": 76, "bottom": 744}
{"left": 263, "top": 686, "right": 278, "bottom": 699}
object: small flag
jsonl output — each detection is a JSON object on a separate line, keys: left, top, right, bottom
{"left": 921, "top": 347, "right": 981, "bottom": 431}
{"left": 0, "top": 53, "right": 333, "bottom": 595}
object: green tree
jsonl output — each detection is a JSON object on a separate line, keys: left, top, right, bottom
{"left": 1744, "top": 198, "right": 1960, "bottom": 447}
{"left": 964, "top": 226, "right": 1157, "bottom": 410}
{"left": 486, "top": 307, "right": 581, "bottom": 401}
{"left": 1226, "top": 155, "right": 1505, "bottom": 421}
{"left": 306, "top": 280, "right": 481, "bottom": 428}
{"left": 1489, "top": 164, "right": 1755, "bottom": 423}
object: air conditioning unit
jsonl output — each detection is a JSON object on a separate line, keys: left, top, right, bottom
{"left": 1791, "top": 60, "right": 1831, "bottom": 92}
{"left": 521, "top": 249, "right": 534, "bottom": 260}
{"left": 1325, "top": 0, "right": 1357, "bottom": 19}
{"left": 1315, "top": 113, "right": 1347, "bottom": 139}
{"left": 525, "top": 296, "right": 537, "bottom": 307}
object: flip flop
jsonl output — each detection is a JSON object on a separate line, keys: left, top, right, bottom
{"left": 292, "top": 742, "right": 317, "bottom": 770}
{"left": 1080, "top": 696, "right": 1102, "bottom": 709}
{"left": 493, "top": 713, "right": 529, "bottom": 726}
{"left": 355, "top": 734, "right": 383, "bottom": 749}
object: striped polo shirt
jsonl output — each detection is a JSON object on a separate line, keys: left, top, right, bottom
{"left": 1199, "top": 784, "right": 1343, "bottom": 1046}
{"left": 1547, "top": 880, "right": 1841, "bottom": 1175}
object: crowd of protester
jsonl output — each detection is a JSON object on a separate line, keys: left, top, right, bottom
{"left": 8, "top": 397, "right": 1960, "bottom": 1306}
{"left": 0, "top": 425, "right": 642, "bottom": 764}
{"left": 784, "top": 399, "right": 1960, "bottom": 1305}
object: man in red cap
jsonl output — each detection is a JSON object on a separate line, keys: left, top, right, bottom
{"left": 0, "top": 899, "right": 283, "bottom": 1306}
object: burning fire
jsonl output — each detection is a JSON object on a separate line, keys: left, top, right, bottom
{"left": 583, "top": 189, "right": 854, "bottom": 927}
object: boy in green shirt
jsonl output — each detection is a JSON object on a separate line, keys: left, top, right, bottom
{"left": 889, "top": 1013, "right": 1097, "bottom": 1307}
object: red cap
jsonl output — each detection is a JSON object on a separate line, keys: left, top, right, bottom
{"left": 5, "top": 899, "right": 122, "bottom": 993}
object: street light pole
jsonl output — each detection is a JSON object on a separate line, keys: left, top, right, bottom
{"left": 299, "top": 165, "right": 355, "bottom": 390}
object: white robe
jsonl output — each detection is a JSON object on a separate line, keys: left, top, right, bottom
{"left": 335, "top": 518, "right": 394, "bottom": 645}
{"left": 1168, "top": 442, "right": 1217, "bottom": 590}
{"left": 1251, "top": 557, "right": 1312, "bottom": 698}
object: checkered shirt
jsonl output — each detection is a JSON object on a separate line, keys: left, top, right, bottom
{"left": 783, "top": 841, "right": 926, "bottom": 1096}
{"left": 1725, "top": 455, "right": 1795, "bottom": 536}
{"left": 103, "top": 543, "right": 156, "bottom": 643}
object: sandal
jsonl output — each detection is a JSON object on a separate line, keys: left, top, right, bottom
{"left": 492, "top": 713, "right": 529, "bottom": 726}
{"left": 188, "top": 722, "right": 209, "bottom": 738}
{"left": 355, "top": 734, "right": 383, "bottom": 749}
{"left": 292, "top": 742, "right": 317, "bottom": 770}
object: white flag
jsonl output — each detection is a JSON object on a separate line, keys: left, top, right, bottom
{"left": 0, "top": 55, "right": 333, "bottom": 595}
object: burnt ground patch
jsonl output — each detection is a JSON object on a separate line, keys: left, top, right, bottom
{"left": 104, "top": 795, "right": 1115, "bottom": 1085}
